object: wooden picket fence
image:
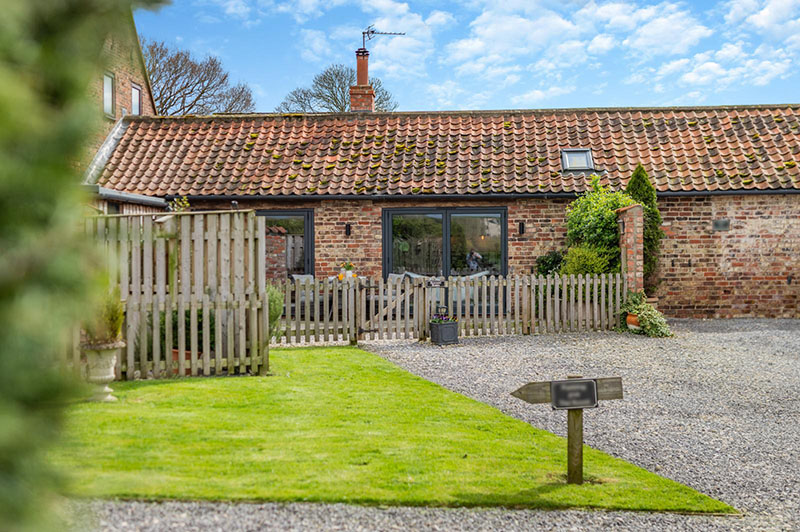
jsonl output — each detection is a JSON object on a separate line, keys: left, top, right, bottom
{"left": 271, "top": 273, "right": 626, "bottom": 344}
{"left": 66, "top": 209, "right": 628, "bottom": 379}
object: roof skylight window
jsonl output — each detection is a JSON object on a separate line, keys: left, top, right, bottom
{"left": 561, "top": 149, "right": 594, "bottom": 171}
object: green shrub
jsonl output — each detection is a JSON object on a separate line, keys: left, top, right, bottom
{"left": 560, "top": 245, "right": 612, "bottom": 276}
{"left": 625, "top": 164, "right": 664, "bottom": 285}
{"left": 620, "top": 290, "right": 672, "bottom": 337}
{"left": 84, "top": 287, "right": 124, "bottom": 345}
{"left": 266, "top": 283, "right": 284, "bottom": 339}
{"left": 535, "top": 250, "right": 564, "bottom": 276}
{"left": 566, "top": 176, "right": 635, "bottom": 271}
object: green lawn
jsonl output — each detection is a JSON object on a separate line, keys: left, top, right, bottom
{"left": 52, "top": 346, "right": 734, "bottom": 513}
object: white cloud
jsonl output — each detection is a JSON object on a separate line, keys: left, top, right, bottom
{"left": 657, "top": 58, "right": 690, "bottom": 77}
{"left": 212, "top": 0, "right": 251, "bottom": 18}
{"left": 680, "top": 61, "right": 729, "bottom": 85}
{"left": 723, "top": 0, "right": 761, "bottom": 24}
{"left": 425, "top": 10, "right": 455, "bottom": 27}
{"left": 622, "top": 5, "right": 712, "bottom": 55}
{"left": 715, "top": 42, "right": 746, "bottom": 62}
{"left": 746, "top": 0, "right": 800, "bottom": 33}
{"left": 299, "top": 29, "right": 331, "bottom": 63}
{"left": 427, "top": 80, "right": 465, "bottom": 108}
{"left": 511, "top": 85, "right": 575, "bottom": 105}
{"left": 588, "top": 34, "right": 615, "bottom": 54}
{"left": 575, "top": 1, "right": 658, "bottom": 32}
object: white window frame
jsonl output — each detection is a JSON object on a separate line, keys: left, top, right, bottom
{"left": 131, "top": 83, "right": 142, "bottom": 116}
{"left": 103, "top": 72, "right": 115, "bottom": 117}
{"left": 561, "top": 149, "right": 594, "bottom": 171}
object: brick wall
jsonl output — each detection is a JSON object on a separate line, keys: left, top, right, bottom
{"left": 653, "top": 194, "right": 799, "bottom": 318}
{"left": 87, "top": 15, "right": 156, "bottom": 156}
{"left": 192, "top": 193, "right": 799, "bottom": 317}
{"left": 193, "top": 197, "right": 572, "bottom": 279}
{"left": 264, "top": 233, "right": 289, "bottom": 279}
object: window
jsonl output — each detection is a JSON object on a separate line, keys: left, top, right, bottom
{"left": 256, "top": 209, "right": 314, "bottom": 278}
{"left": 561, "top": 149, "right": 593, "bottom": 170}
{"left": 131, "top": 84, "right": 142, "bottom": 115}
{"left": 103, "top": 73, "right": 115, "bottom": 117}
{"left": 382, "top": 208, "right": 507, "bottom": 278}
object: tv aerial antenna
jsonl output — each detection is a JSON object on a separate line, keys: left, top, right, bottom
{"left": 361, "top": 25, "right": 405, "bottom": 49}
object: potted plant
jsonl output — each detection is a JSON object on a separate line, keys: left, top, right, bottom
{"left": 620, "top": 290, "right": 672, "bottom": 337}
{"left": 430, "top": 306, "right": 459, "bottom": 345}
{"left": 621, "top": 290, "right": 645, "bottom": 331}
{"left": 82, "top": 287, "right": 125, "bottom": 401}
{"left": 339, "top": 261, "right": 355, "bottom": 279}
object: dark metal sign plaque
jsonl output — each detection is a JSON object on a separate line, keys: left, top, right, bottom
{"left": 550, "top": 379, "right": 598, "bottom": 410}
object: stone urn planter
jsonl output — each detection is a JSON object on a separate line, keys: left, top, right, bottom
{"left": 82, "top": 286, "right": 125, "bottom": 402}
{"left": 83, "top": 341, "right": 125, "bottom": 402}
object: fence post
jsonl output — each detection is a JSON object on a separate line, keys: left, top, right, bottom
{"left": 352, "top": 278, "right": 361, "bottom": 345}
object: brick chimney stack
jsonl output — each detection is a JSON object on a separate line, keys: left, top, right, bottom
{"left": 349, "top": 48, "right": 374, "bottom": 112}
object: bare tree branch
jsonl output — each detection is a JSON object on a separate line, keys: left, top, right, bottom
{"left": 276, "top": 63, "right": 398, "bottom": 113}
{"left": 142, "top": 39, "right": 256, "bottom": 115}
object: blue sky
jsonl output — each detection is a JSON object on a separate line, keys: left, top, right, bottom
{"left": 134, "top": 0, "right": 800, "bottom": 112}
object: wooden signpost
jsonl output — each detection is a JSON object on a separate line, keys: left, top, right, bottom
{"left": 511, "top": 375, "right": 623, "bottom": 484}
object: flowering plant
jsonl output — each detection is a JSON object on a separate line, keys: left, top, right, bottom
{"left": 340, "top": 261, "right": 355, "bottom": 271}
{"left": 430, "top": 313, "right": 457, "bottom": 324}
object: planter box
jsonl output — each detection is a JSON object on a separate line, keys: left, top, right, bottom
{"left": 430, "top": 321, "right": 459, "bottom": 345}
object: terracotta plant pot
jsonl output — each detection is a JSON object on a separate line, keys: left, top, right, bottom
{"left": 83, "top": 341, "right": 125, "bottom": 402}
{"left": 171, "top": 349, "right": 193, "bottom": 376}
{"left": 626, "top": 313, "right": 641, "bottom": 331}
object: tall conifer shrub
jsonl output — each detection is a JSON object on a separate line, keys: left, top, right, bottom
{"left": 625, "top": 164, "right": 664, "bottom": 285}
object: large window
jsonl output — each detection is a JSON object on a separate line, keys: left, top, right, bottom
{"left": 257, "top": 209, "right": 314, "bottom": 278}
{"left": 382, "top": 208, "right": 507, "bottom": 278}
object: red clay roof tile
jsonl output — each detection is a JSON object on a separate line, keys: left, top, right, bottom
{"left": 96, "top": 105, "right": 800, "bottom": 197}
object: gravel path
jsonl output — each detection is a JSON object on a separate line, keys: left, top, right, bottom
{"left": 74, "top": 319, "right": 799, "bottom": 531}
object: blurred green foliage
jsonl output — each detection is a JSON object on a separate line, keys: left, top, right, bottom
{"left": 0, "top": 1, "right": 160, "bottom": 530}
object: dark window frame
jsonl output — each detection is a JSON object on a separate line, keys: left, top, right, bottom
{"left": 561, "top": 148, "right": 594, "bottom": 170}
{"left": 255, "top": 209, "right": 315, "bottom": 276}
{"left": 381, "top": 207, "right": 508, "bottom": 279}
{"left": 103, "top": 72, "right": 115, "bottom": 118}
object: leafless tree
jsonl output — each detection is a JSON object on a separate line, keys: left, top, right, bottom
{"left": 143, "top": 39, "right": 255, "bottom": 115}
{"left": 276, "top": 63, "right": 398, "bottom": 113}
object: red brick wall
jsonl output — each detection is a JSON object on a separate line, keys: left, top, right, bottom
{"left": 192, "top": 193, "right": 799, "bottom": 317}
{"left": 193, "top": 198, "right": 572, "bottom": 279}
{"left": 653, "top": 194, "right": 799, "bottom": 318}
{"left": 264, "top": 234, "right": 288, "bottom": 278}
{"left": 87, "top": 16, "right": 156, "bottom": 156}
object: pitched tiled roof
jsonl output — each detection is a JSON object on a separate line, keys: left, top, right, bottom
{"left": 95, "top": 105, "right": 800, "bottom": 197}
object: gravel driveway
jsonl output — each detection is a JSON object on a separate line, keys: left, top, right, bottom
{"left": 79, "top": 319, "right": 799, "bottom": 531}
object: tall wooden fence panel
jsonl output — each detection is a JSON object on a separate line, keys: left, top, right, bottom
{"left": 73, "top": 211, "right": 270, "bottom": 379}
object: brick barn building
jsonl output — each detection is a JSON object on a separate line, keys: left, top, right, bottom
{"left": 86, "top": 51, "right": 799, "bottom": 319}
